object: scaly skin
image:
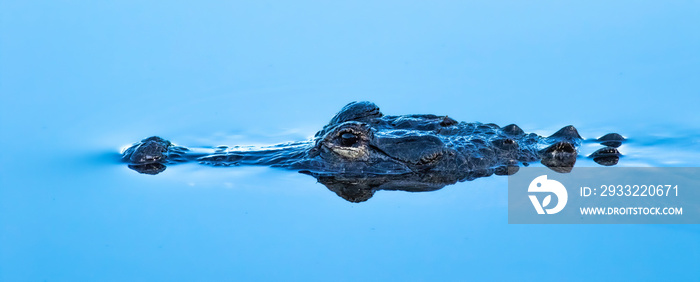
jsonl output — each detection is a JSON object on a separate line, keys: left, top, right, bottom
{"left": 122, "top": 101, "right": 623, "bottom": 202}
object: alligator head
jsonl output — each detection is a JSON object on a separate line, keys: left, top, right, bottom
{"left": 122, "top": 101, "right": 622, "bottom": 202}
{"left": 299, "top": 102, "right": 463, "bottom": 175}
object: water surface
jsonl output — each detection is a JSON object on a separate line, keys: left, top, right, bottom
{"left": 1, "top": 1, "right": 699, "bottom": 281}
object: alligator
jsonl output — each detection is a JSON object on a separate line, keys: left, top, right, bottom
{"left": 122, "top": 101, "right": 623, "bottom": 202}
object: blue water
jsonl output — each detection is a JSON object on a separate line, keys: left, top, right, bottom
{"left": 2, "top": 1, "right": 699, "bottom": 281}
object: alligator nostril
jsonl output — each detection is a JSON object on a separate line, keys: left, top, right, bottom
{"left": 597, "top": 133, "right": 625, "bottom": 148}
{"left": 589, "top": 146, "right": 621, "bottom": 166}
{"left": 340, "top": 132, "right": 358, "bottom": 146}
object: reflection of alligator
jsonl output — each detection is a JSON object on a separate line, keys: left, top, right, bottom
{"left": 122, "top": 101, "right": 623, "bottom": 202}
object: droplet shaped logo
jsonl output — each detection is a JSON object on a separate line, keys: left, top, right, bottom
{"left": 528, "top": 175, "right": 568, "bottom": 214}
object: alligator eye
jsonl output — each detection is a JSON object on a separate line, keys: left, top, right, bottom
{"left": 340, "top": 132, "right": 358, "bottom": 146}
